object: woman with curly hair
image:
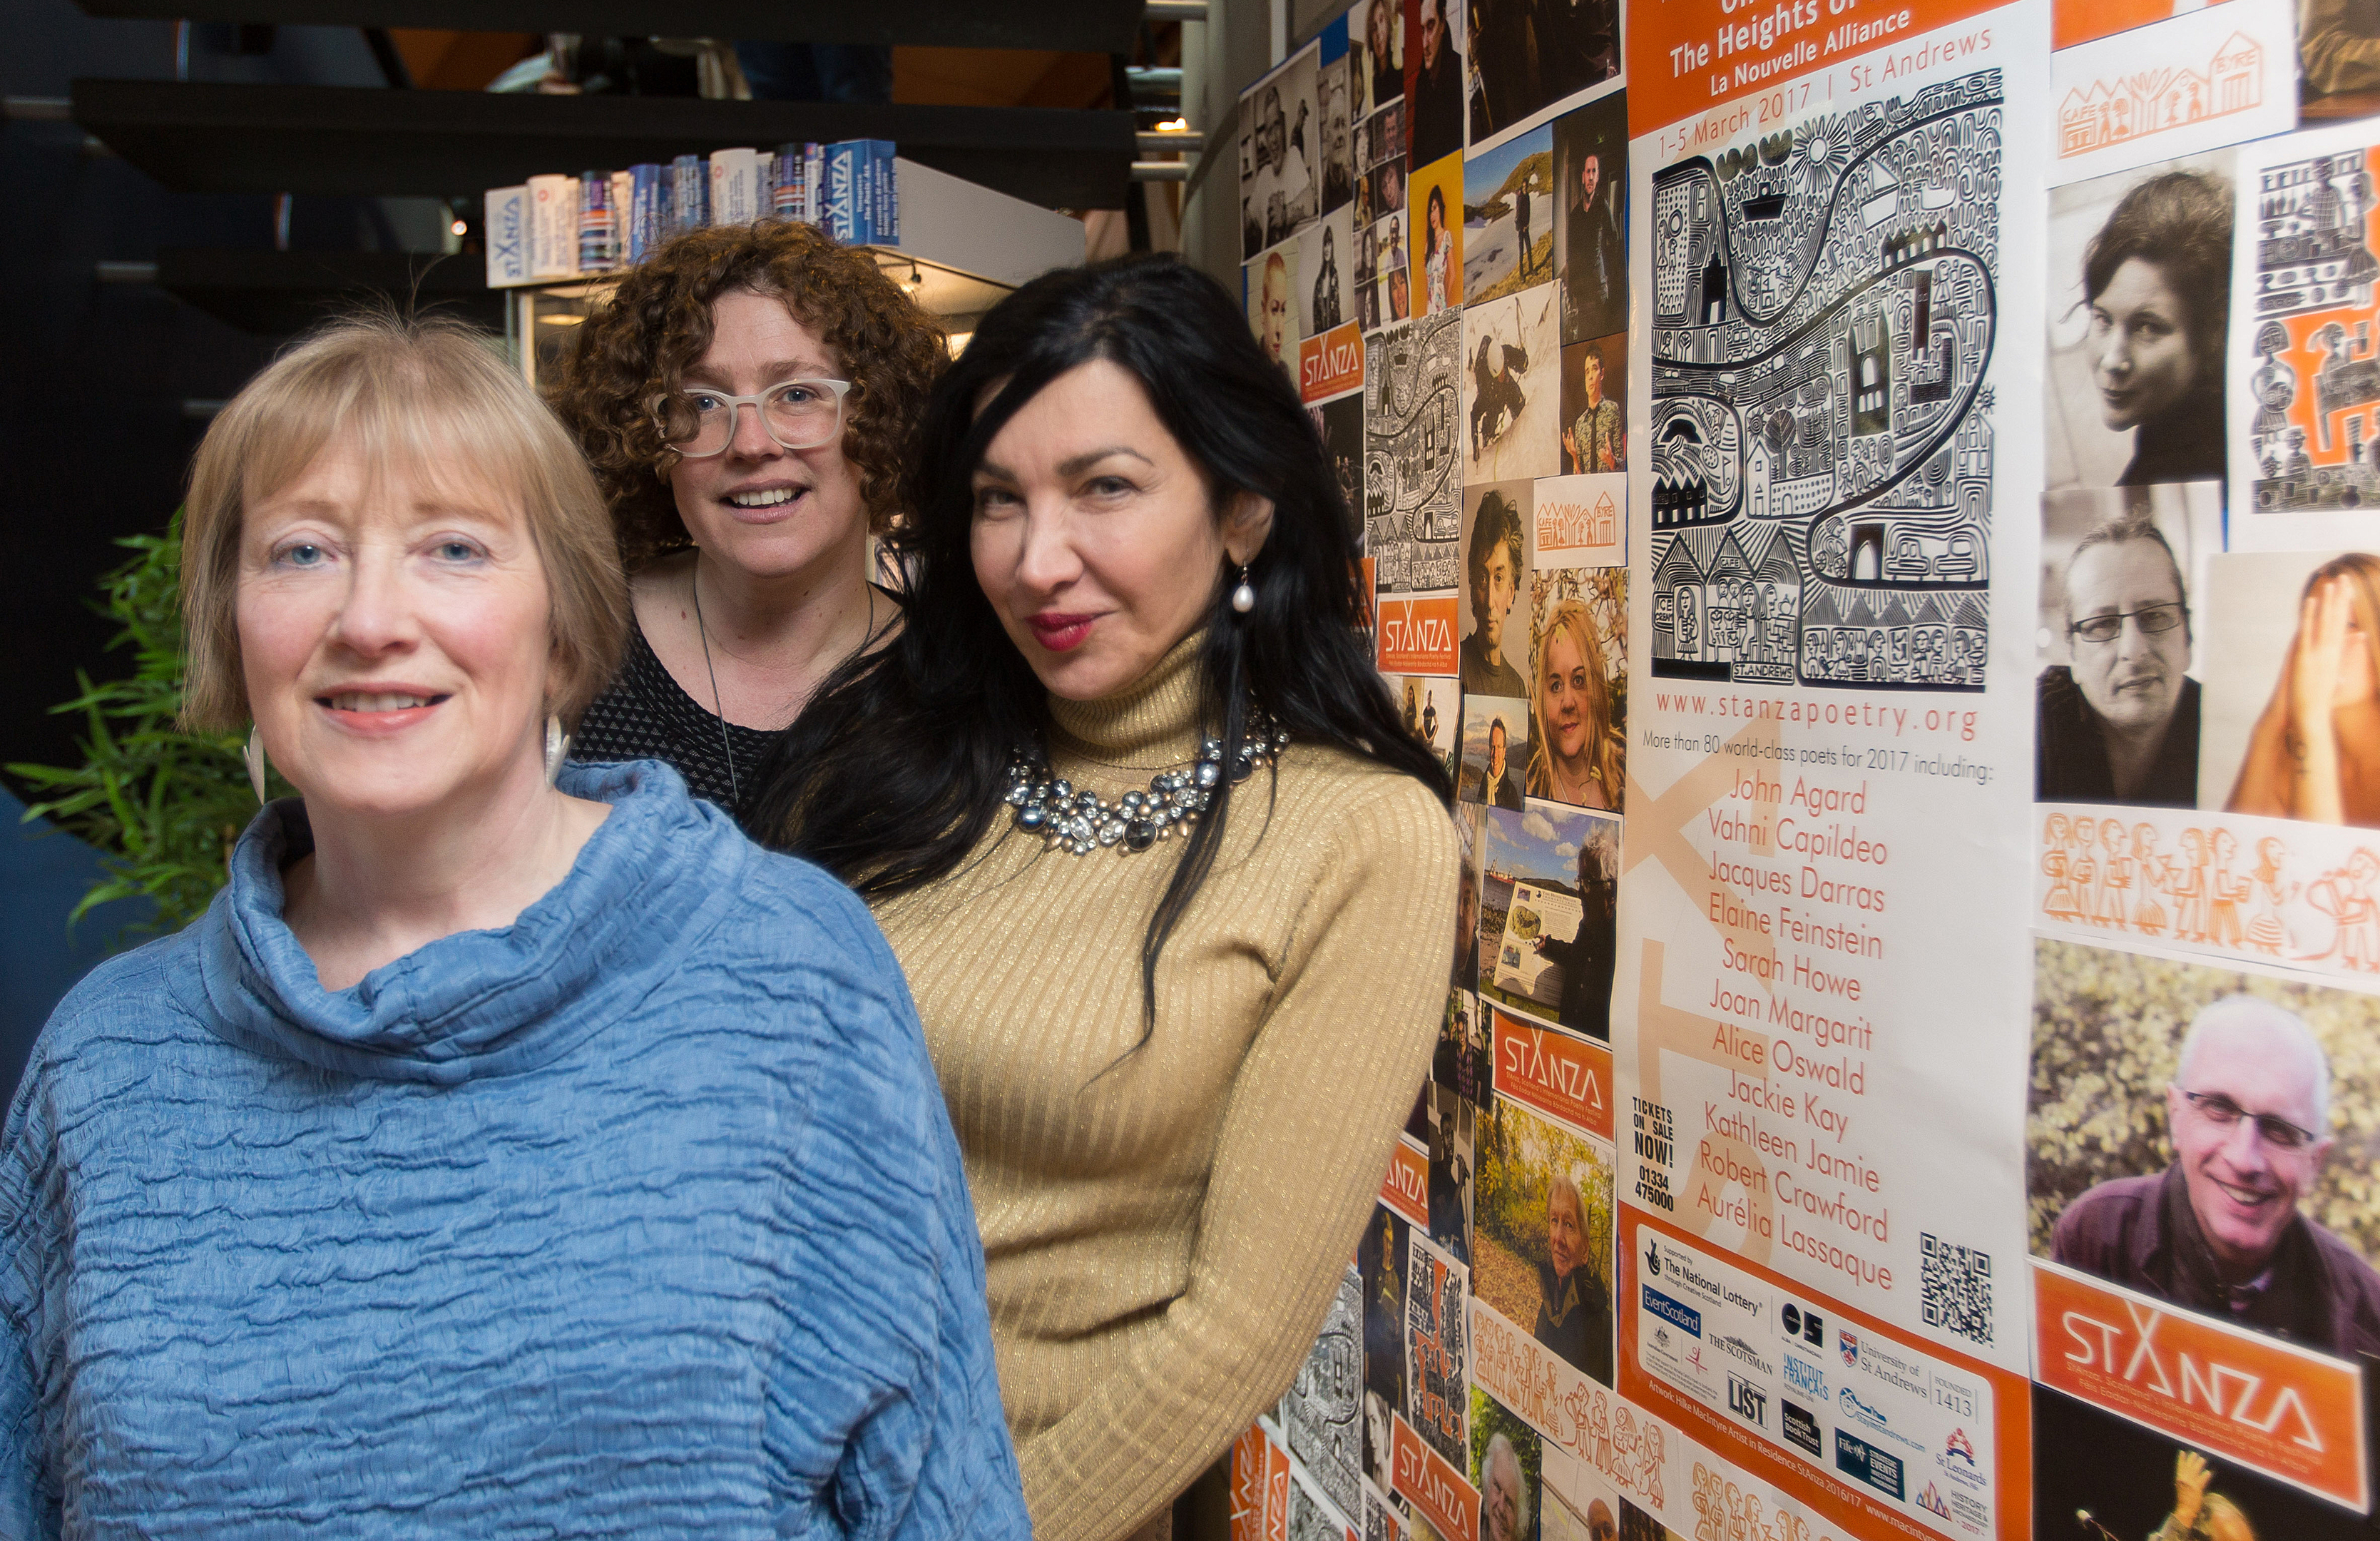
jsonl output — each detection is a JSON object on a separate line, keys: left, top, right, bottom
{"left": 548, "top": 220, "right": 945, "bottom": 817}
{"left": 1526, "top": 597, "right": 1623, "bottom": 810}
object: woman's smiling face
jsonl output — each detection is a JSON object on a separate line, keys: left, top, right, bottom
{"left": 237, "top": 435, "right": 556, "bottom": 819}
{"left": 1541, "top": 624, "right": 1592, "bottom": 766}
{"left": 968, "top": 360, "right": 1270, "bottom": 703}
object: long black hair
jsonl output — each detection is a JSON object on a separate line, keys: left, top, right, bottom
{"left": 748, "top": 253, "right": 1452, "bottom": 1027}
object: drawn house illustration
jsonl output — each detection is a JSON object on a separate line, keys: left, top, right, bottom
{"left": 1650, "top": 539, "right": 1704, "bottom": 663}
{"left": 2055, "top": 33, "right": 2265, "bottom": 158}
{"left": 1741, "top": 531, "right": 1802, "bottom": 681}
{"left": 1705, "top": 534, "right": 1754, "bottom": 663}
{"left": 1651, "top": 74, "right": 1996, "bottom": 696}
{"left": 1699, "top": 248, "right": 1729, "bottom": 325}
{"left": 2214, "top": 33, "right": 2260, "bottom": 111}
{"left": 1652, "top": 417, "right": 1710, "bottom": 526}
{"left": 1850, "top": 313, "right": 1892, "bottom": 436}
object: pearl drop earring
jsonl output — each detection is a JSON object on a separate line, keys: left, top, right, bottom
{"left": 1230, "top": 562, "right": 1256, "bottom": 614}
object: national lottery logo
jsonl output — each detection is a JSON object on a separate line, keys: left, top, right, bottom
{"left": 1645, "top": 1238, "right": 1662, "bottom": 1278}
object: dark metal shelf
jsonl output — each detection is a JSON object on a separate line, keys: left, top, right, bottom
{"left": 71, "top": 80, "right": 1135, "bottom": 210}
{"left": 74, "top": 0, "right": 1153, "bottom": 54}
{"left": 151, "top": 248, "right": 499, "bottom": 335}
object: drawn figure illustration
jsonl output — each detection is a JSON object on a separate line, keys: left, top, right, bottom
{"left": 2043, "top": 814, "right": 2081, "bottom": 922}
{"left": 2205, "top": 827, "right": 2246, "bottom": 947}
{"left": 2172, "top": 827, "right": 2210, "bottom": 941}
{"left": 2070, "top": 818, "right": 2100, "bottom": 927}
{"left": 2247, "top": 149, "right": 2380, "bottom": 512}
{"left": 1650, "top": 75, "right": 2001, "bottom": 690}
{"left": 2310, "top": 847, "right": 2380, "bottom": 969}
{"left": 2095, "top": 815, "right": 2132, "bottom": 928}
{"left": 2130, "top": 823, "right": 2169, "bottom": 936}
{"left": 2247, "top": 833, "right": 2293, "bottom": 955}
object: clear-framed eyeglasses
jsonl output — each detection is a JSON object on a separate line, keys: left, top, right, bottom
{"left": 651, "top": 378, "right": 854, "bottom": 458}
{"left": 2068, "top": 602, "right": 2187, "bottom": 646}
{"left": 2175, "top": 1087, "right": 2319, "bottom": 1151}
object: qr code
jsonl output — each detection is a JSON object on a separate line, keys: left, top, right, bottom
{"left": 1921, "top": 1232, "right": 1993, "bottom": 1346}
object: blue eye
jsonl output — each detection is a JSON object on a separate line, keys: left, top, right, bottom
{"left": 277, "top": 543, "right": 325, "bottom": 568}
{"left": 435, "top": 540, "right": 480, "bottom": 562}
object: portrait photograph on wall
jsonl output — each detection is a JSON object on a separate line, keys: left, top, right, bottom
{"left": 2043, "top": 151, "right": 2235, "bottom": 492}
{"left": 1464, "top": 123, "right": 1554, "bottom": 305}
{"left": 1523, "top": 569, "right": 1625, "bottom": 813}
{"left": 2197, "top": 546, "right": 2380, "bottom": 826}
{"left": 2029, "top": 937, "right": 2380, "bottom": 1366}
{"left": 1471, "top": 1087, "right": 1615, "bottom": 1385}
{"left": 1478, "top": 803, "right": 1615, "bottom": 1035}
{"left": 1464, "top": 0, "right": 1620, "bottom": 149}
{"left": 2036, "top": 482, "right": 2222, "bottom": 809}
{"left": 1464, "top": 288, "right": 1561, "bottom": 484}
{"left": 1552, "top": 91, "right": 1626, "bottom": 347}
{"left": 1242, "top": 45, "right": 1322, "bottom": 260}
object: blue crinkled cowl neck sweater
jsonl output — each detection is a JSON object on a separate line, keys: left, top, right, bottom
{"left": 0, "top": 761, "right": 1027, "bottom": 1540}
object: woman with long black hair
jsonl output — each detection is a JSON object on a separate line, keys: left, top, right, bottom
{"left": 751, "top": 255, "right": 1459, "bottom": 1541}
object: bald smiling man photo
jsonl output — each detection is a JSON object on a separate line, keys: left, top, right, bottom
{"left": 2053, "top": 996, "right": 2380, "bottom": 1359}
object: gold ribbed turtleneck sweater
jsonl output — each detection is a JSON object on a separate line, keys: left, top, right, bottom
{"left": 873, "top": 636, "right": 1459, "bottom": 1541}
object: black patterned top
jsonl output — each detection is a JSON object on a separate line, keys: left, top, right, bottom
{"left": 571, "top": 616, "right": 781, "bottom": 819}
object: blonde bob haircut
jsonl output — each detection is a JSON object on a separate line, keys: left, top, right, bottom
{"left": 181, "top": 312, "right": 628, "bottom": 734}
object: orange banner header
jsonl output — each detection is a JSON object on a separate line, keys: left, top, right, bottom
{"left": 1379, "top": 1136, "right": 1430, "bottom": 1229}
{"left": 1496, "top": 1011, "right": 1616, "bottom": 1139}
{"left": 2033, "top": 1262, "right": 2370, "bottom": 1511}
{"left": 1299, "top": 321, "right": 1364, "bottom": 403}
{"left": 1228, "top": 1427, "right": 1268, "bottom": 1541}
{"left": 1625, "top": 0, "right": 2007, "bottom": 133}
{"left": 1393, "top": 1413, "right": 1480, "bottom": 1541}
{"left": 1377, "top": 593, "right": 1459, "bottom": 676}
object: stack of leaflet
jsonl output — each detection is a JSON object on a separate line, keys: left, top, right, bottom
{"left": 485, "top": 139, "right": 898, "bottom": 288}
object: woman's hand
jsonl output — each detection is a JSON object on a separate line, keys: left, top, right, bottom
{"left": 2292, "top": 579, "right": 2351, "bottom": 823}
{"left": 2294, "top": 579, "right": 2353, "bottom": 733}
{"left": 2172, "top": 1450, "right": 2213, "bottom": 1535}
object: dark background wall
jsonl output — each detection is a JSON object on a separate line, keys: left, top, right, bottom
{"left": 1, "top": 0, "right": 444, "bottom": 1097}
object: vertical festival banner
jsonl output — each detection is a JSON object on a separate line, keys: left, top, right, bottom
{"left": 1246, "top": 0, "right": 2380, "bottom": 1536}
{"left": 1616, "top": 0, "right": 2048, "bottom": 1535}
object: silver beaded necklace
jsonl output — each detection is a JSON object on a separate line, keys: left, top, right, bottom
{"left": 1004, "top": 715, "right": 1287, "bottom": 855}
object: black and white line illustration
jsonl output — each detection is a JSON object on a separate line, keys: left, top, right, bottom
{"left": 1284, "top": 1266, "right": 1364, "bottom": 1528}
{"left": 2241, "top": 144, "right": 2380, "bottom": 512}
{"left": 1648, "top": 71, "right": 2003, "bottom": 691}
{"left": 1366, "top": 309, "right": 1466, "bottom": 593}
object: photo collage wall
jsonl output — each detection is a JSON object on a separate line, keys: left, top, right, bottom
{"left": 1243, "top": 0, "right": 2380, "bottom": 1536}
{"left": 1242, "top": 1, "right": 1636, "bottom": 1538}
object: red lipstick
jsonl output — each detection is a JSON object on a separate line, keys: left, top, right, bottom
{"left": 1027, "top": 612, "right": 1098, "bottom": 652}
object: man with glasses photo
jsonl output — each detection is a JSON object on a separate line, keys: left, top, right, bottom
{"left": 2053, "top": 996, "right": 2380, "bottom": 1360}
{"left": 2037, "top": 512, "right": 2201, "bottom": 805}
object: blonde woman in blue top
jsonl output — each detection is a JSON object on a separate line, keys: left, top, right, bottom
{"left": 0, "top": 314, "right": 1026, "bottom": 1539}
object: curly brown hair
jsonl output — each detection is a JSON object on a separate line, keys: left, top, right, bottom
{"left": 546, "top": 220, "right": 946, "bottom": 568}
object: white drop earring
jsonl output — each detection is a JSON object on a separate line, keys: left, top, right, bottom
{"left": 244, "top": 726, "right": 268, "bottom": 805}
{"left": 1230, "top": 561, "right": 1256, "bottom": 614}
{"left": 543, "top": 714, "right": 569, "bottom": 787}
